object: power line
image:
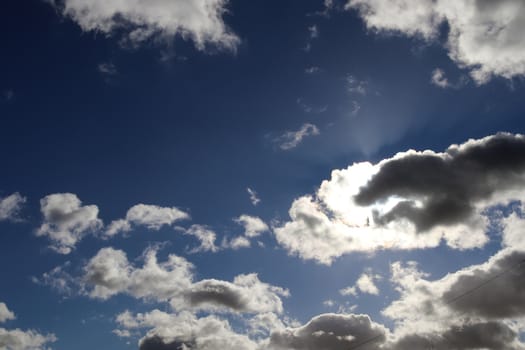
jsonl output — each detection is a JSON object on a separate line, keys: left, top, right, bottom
{"left": 346, "top": 258, "right": 525, "bottom": 350}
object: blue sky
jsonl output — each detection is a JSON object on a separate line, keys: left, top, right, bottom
{"left": 2, "top": 0, "right": 525, "bottom": 349}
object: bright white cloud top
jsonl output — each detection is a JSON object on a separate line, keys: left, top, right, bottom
{"left": 275, "top": 133, "right": 525, "bottom": 264}
{"left": 347, "top": 0, "right": 525, "bottom": 83}
{"left": 50, "top": 0, "right": 239, "bottom": 51}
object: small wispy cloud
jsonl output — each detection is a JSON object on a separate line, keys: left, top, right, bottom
{"left": 431, "top": 68, "right": 468, "bottom": 89}
{"left": 247, "top": 187, "right": 261, "bottom": 206}
{"left": 346, "top": 75, "right": 368, "bottom": 95}
{"left": 98, "top": 62, "right": 117, "bottom": 76}
{"left": 305, "top": 66, "right": 321, "bottom": 74}
{"left": 276, "top": 123, "right": 320, "bottom": 150}
{"left": 297, "top": 98, "right": 328, "bottom": 114}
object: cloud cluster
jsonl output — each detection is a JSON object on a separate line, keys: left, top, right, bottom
{"left": 106, "top": 204, "right": 190, "bottom": 237}
{"left": 275, "top": 133, "right": 525, "bottom": 264}
{"left": 81, "top": 246, "right": 288, "bottom": 314}
{"left": 50, "top": 0, "right": 239, "bottom": 51}
{"left": 0, "top": 302, "right": 56, "bottom": 350}
{"left": 347, "top": 0, "right": 525, "bottom": 83}
{"left": 36, "top": 193, "right": 103, "bottom": 254}
{"left": 0, "top": 192, "right": 26, "bottom": 222}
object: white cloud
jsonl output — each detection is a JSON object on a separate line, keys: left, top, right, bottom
{"left": 226, "top": 236, "right": 251, "bottom": 250}
{"left": 339, "top": 286, "right": 357, "bottom": 297}
{"left": 184, "top": 224, "right": 219, "bottom": 253}
{"left": 308, "top": 25, "right": 319, "bottom": 39}
{"left": 0, "top": 302, "right": 56, "bottom": 350}
{"left": 247, "top": 187, "right": 261, "bottom": 206}
{"left": 79, "top": 246, "right": 288, "bottom": 314}
{"left": 305, "top": 66, "right": 321, "bottom": 74}
{"left": 0, "top": 192, "right": 26, "bottom": 222}
{"left": 276, "top": 123, "right": 320, "bottom": 151}
{"left": 36, "top": 193, "right": 103, "bottom": 254}
{"left": 347, "top": 0, "right": 525, "bottom": 83}
{"left": 356, "top": 271, "right": 381, "bottom": 295}
{"left": 430, "top": 68, "right": 450, "bottom": 88}
{"left": 346, "top": 75, "right": 368, "bottom": 95}
{"left": 51, "top": 0, "right": 240, "bottom": 51}
{"left": 274, "top": 133, "right": 525, "bottom": 264}
{"left": 0, "top": 303, "right": 15, "bottom": 323}
{"left": 0, "top": 328, "right": 57, "bottom": 350}
{"left": 105, "top": 203, "right": 190, "bottom": 237}
{"left": 234, "top": 215, "right": 269, "bottom": 238}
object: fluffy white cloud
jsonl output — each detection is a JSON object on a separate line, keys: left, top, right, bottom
{"left": 0, "top": 328, "right": 57, "bottom": 350}
{"left": 0, "top": 193, "right": 26, "bottom": 222}
{"left": 36, "top": 193, "right": 103, "bottom": 254}
{"left": 347, "top": 0, "right": 525, "bottom": 83}
{"left": 0, "top": 302, "right": 56, "bottom": 350}
{"left": 234, "top": 215, "right": 269, "bottom": 238}
{"left": 105, "top": 204, "right": 190, "bottom": 237}
{"left": 274, "top": 133, "right": 525, "bottom": 264}
{"left": 81, "top": 246, "right": 288, "bottom": 314}
{"left": 0, "top": 303, "right": 15, "bottom": 323}
{"left": 51, "top": 0, "right": 239, "bottom": 51}
{"left": 276, "top": 124, "right": 320, "bottom": 151}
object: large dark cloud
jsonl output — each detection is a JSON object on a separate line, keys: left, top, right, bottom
{"left": 442, "top": 250, "right": 525, "bottom": 319}
{"left": 391, "top": 322, "right": 519, "bottom": 350}
{"left": 354, "top": 133, "right": 525, "bottom": 232}
{"left": 269, "top": 313, "right": 387, "bottom": 350}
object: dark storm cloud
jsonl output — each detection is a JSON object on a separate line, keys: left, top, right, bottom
{"left": 442, "top": 250, "right": 525, "bottom": 319}
{"left": 354, "top": 133, "right": 525, "bottom": 232}
{"left": 269, "top": 313, "right": 387, "bottom": 350}
{"left": 391, "top": 322, "right": 519, "bottom": 350}
{"left": 185, "top": 280, "right": 248, "bottom": 311}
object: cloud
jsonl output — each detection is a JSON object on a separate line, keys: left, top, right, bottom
{"left": 0, "top": 303, "right": 15, "bottom": 323}
{"left": 431, "top": 68, "right": 450, "bottom": 88}
{"left": 347, "top": 0, "right": 525, "bottom": 83}
{"left": 183, "top": 225, "right": 219, "bottom": 253}
{"left": 234, "top": 215, "right": 269, "bottom": 238}
{"left": 346, "top": 75, "right": 368, "bottom": 95}
{"left": 36, "top": 193, "right": 103, "bottom": 254}
{"left": 50, "top": 0, "right": 240, "bottom": 51}
{"left": 276, "top": 123, "right": 320, "bottom": 151}
{"left": 80, "top": 246, "right": 288, "bottom": 314}
{"left": 98, "top": 62, "right": 117, "bottom": 75}
{"left": 355, "top": 271, "right": 381, "bottom": 295}
{"left": 268, "top": 313, "right": 388, "bottom": 350}
{"left": 116, "top": 310, "right": 258, "bottom": 350}
{"left": 274, "top": 133, "right": 525, "bottom": 264}
{"left": 0, "top": 302, "right": 56, "bottom": 350}
{"left": 105, "top": 204, "right": 190, "bottom": 237}
{"left": 0, "top": 192, "right": 26, "bottom": 222}
{"left": 304, "top": 66, "right": 321, "bottom": 74}
{"left": 247, "top": 188, "right": 261, "bottom": 206}
{"left": 308, "top": 25, "right": 319, "bottom": 39}
{"left": 296, "top": 98, "right": 328, "bottom": 114}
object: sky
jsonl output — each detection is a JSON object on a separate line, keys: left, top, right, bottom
{"left": 1, "top": 0, "right": 525, "bottom": 349}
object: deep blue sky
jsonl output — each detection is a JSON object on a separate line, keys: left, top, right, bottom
{"left": 1, "top": 1, "right": 525, "bottom": 349}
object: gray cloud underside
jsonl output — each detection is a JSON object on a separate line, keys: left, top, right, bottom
{"left": 355, "top": 133, "right": 525, "bottom": 232}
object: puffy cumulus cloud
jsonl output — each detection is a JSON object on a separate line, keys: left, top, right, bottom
{"left": 50, "top": 0, "right": 239, "bottom": 51}
{"left": 276, "top": 124, "right": 320, "bottom": 151}
{"left": 179, "top": 274, "right": 289, "bottom": 314}
{"left": 274, "top": 133, "right": 525, "bottom": 264}
{"left": 0, "top": 302, "right": 56, "bottom": 350}
{"left": 235, "top": 215, "right": 269, "bottom": 238}
{"left": 81, "top": 246, "right": 288, "bottom": 315}
{"left": 0, "top": 192, "right": 26, "bottom": 222}
{"left": 0, "top": 303, "right": 15, "bottom": 323}
{"left": 115, "top": 310, "right": 258, "bottom": 350}
{"left": 267, "top": 313, "right": 389, "bottom": 350}
{"left": 84, "top": 246, "right": 193, "bottom": 300}
{"left": 347, "top": 0, "right": 525, "bottom": 83}
{"left": 0, "top": 328, "right": 57, "bottom": 350}
{"left": 36, "top": 193, "right": 103, "bottom": 254}
{"left": 339, "top": 271, "right": 381, "bottom": 297}
{"left": 106, "top": 204, "right": 190, "bottom": 237}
